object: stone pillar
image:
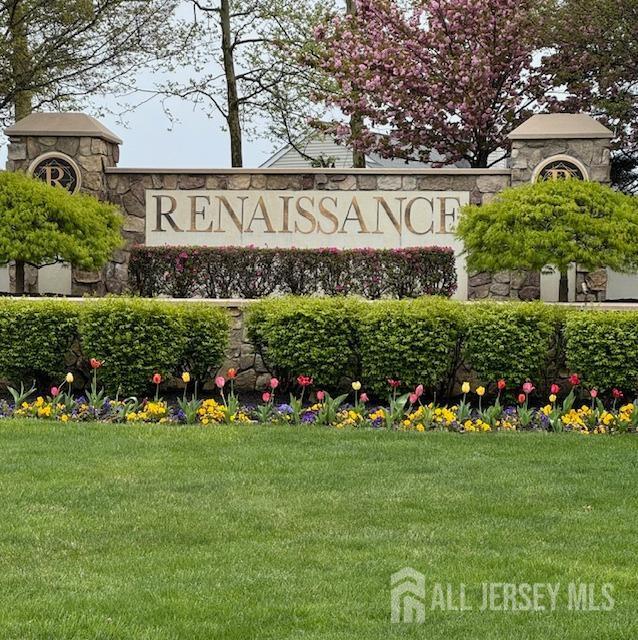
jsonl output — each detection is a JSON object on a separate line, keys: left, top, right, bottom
{"left": 4, "top": 112, "right": 122, "bottom": 295}
{"left": 467, "top": 113, "right": 614, "bottom": 302}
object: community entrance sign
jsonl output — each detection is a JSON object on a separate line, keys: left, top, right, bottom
{"left": 146, "top": 190, "right": 468, "bottom": 248}
{"left": 3, "top": 111, "right": 615, "bottom": 301}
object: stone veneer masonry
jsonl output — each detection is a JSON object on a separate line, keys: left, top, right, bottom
{"left": 4, "top": 113, "right": 613, "bottom": 302}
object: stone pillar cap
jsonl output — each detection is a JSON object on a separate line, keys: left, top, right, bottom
{"left": 4, "top": 112, "right": 122, "bottom": 144}
{"left": 508, "top": 114, "right": 613, "bottom": 140}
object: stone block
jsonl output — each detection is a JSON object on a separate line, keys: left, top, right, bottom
{"left": 489, "top": 282, "right": 511, "bottom": 297}
{"left": 7, "top": 143, "right": 26, "bottom": 161}
{"left": 121, "top": 192, "right": 145, "bottom": 218}
{"left": 40, "top": 136, "right": 57, "bottom": 147}
{"left": 78, "top": 154, "right": 103, "bottom": 172}
{"left": 27, "top": 137, "right": 41, "bottom": 158}
{"left": 518, "top": 286, "right": 540, "bottom": 301}
{"left": 402, "top": 176, "right": 417, "bottom": 190}
{"left": 468, "top": 272, "right": 491, "bottom": 287}
{"left": 266, "top": 174, "right": 290, "bottom": 189}
{"left": 493, "top": 271, "right": 511, "bottom": 284}
{"left": 377, "top": 175, "right": 402, "bottom": 190}
{"left": 74, "top": 270, "right": 102, "bottom": 284}
{"left": 58, "top": 137, "right": 80, "bottom": 157}
{"left": 178, "top": 175, "right": 205, "bottom": 189}
{"left": 123, "top": 215, "right": 145, "bottom": 233}
{"left": 228, "top": 174, "right": 251, "bottom": 189}
{"left": 327, "top": 174, "right": 357, "bottom": 190}
{"left": 91, "top": 139, "right": 108, "bottom": 155}
{"left": 251, "top": 174, "right": 267, "bottom": 189}
{"left": 357, "top": 175, "right": 377, "bottom": 190}
{"left": 162, "top": 175, "right": 179, "bottom": 189}
{"left": 468, "top": 284, "right": 490, "bottom": 299}
{"left": 417, "top": 176, "right": 452, "bottom": 190}
{"left": 476, "top": 175, "right": 509, "bottom": 193}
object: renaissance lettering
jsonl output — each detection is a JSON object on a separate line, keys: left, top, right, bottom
{"left": 146, "top": 189, "right": 468, "bottom": 248}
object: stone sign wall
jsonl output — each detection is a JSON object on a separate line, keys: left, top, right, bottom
{"left": 3, "top": 112, "right": 616, "bottom": 301}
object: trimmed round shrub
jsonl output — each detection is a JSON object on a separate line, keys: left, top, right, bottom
{"left": 79, "top": 299, "right": 228, "bottom": 395}
{"left": 246, "top": 297, "right": 364, "bottom": 389}
{"left": 0, "top": 299, "right": 80, "bottom": 387}
{"left": 359, "top": 297, "right": 465, "bottom": 396}
{"left": 463, "top": 302, "right": 565, "bottom": 392}
{"left": 565, "top": 311, "right": 638, "bottom": 392}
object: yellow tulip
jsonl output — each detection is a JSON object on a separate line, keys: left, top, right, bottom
{"left": 476, "top": 386, "right": 485, "bottom": 397}
{"left": 352, "top": 381, "right": 362, "bottom": 391}
{"left": 65, "top": 372, "right": 74, "bottom": 384}
{"left": 182, "top": 371, "right": 191, "bottom": 384}
{"left": 461, "top": 382, "right": 470, "bottom": 394}
{"left": 549, "top": 394, "right": 557, "bottom": 403}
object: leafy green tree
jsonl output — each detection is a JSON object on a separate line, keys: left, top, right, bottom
{"left": 456, "top": 180, "right": 638, "bottom": 302}
{"left": 0, "top": 172, "right": 122, "bottom": 293}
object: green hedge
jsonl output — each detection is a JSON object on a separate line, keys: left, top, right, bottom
{"left": 359, "top": 298, "right": 464, "bottom": 395}
{"left": 463, "top": 302, "right": 565, "bottom": 391}
{"left": 247, "top": 297, "right": 638, "bottom": 396}
{"left": 0, "top": 298, "right": 229, "bottom": 395}
{"left": 565, "top": 311, "right": 638, "bottom": 391}
{"left": 247, "top": 297, "right": 363, "bottom": 388}
{"left": 0, "top": 299, "right": 80, "bottom": 386}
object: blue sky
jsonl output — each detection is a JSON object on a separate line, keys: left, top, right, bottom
{"left": 1, "top": 93, "right": 279, "bottom": 169}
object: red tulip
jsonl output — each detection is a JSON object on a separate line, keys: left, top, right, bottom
{"left": 297, "top": 375, "right": 313, "bottom": 387}
{"left": 518, "top": 393, "right": 526, "bottom": 404}
{"left": 569, "top": 373, "right": 580, "bottom": 386}
{"left": 215, "top": 376, "right": 225, "bottom": 389}
{"left": 550, "top": 383, "right": 560, "bottom": 395}
{"left": 316, "top": 390, "right": 325, "bottom": 402}
{"left": 497, "top": 379, "right": 506, "bottom": 391}
{"left": 360, "top": 392, "right": 369, "bottom": 404}
{"left": 50, "top": 386, "right": 59, "bottom": 398}
{"left": 612, "top": 388, "right": 624, "bottom": 399}
{"left": 262, "top": 391, "right": 271, "bottom": 403}
{"left": 387, "top": 379, "right": 401, "bottom": 389}
{"left": 590, "top": 388, "right": 598, "bottom": 399}
{"left": 89, "top": 358, "right": 103, "bottom": 369}
{"left": 270, "top": 377, "right": 279, "bottom": 389}
{"left": 227, "top": 368, "right": 237, "bottom": 379}
{"left": 152, "top": 373, "right": 162, "bottom": 385}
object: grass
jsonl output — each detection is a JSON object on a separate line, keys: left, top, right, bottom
{"left": 0, "top": 421, "right": 636, "bottom": 639}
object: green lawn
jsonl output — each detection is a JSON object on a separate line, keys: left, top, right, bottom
{"left": 0, "top": 421, "right": 636, "bottom": 639}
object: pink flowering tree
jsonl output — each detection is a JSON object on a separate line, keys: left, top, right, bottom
{"left": 314, "top": 0, "right": 551, "bottom": 167}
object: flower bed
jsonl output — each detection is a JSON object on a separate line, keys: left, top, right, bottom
{"left": 4, "top": 364, "right": 636, "bottom": 435}
{"left": 128, "top": 246, "right": 457, "bottom": 299}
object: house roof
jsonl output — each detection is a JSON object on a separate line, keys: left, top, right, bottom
{"left": 508, "top": 114, "right": 614, "bottom": 140}
{"left": 4, "top": 112, "right": 123, "bottom": 144}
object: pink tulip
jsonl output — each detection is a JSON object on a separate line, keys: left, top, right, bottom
{"left": 522, "top": 382, "right": 534, "bottom": 394}
{"left": 360, "top": 392, "right": 369, "bottom": 404}
{"left": 518, "top": 393, "right": 526, "bottom": 404}
{"left": 269, "top": 377, "right": 279, "bottom": 389}
{"left": 50, "top": 386, "right": 59, "bottom": 398}
{"left": 215, "top": 376, "right": 225, "bottom": 389}
{"left": 590, "top": 388, "right": 598, "bottom": 399}
{"left": 409, "top": 393, "right": 418, "bottom": 405}
{"left": 415, "top": 384, "right": 424, "bottom": 397}
{"left": 316, "top": 390, "right": 325, "bottom": 402}
{"left": 550, "top": 383, "right": 560, "bottom": 395}
{"left": 262, "top": 391, "right": 271, "bottom": 403}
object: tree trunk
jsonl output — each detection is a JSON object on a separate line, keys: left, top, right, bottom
{"left": 14, "top": 260, "right": 25, "bottom": 295}
{"left": 345, "top": 0, "right": 366, "bottom": 168}
{"left": 559, "top": 270, "right": 569, "bottom": 303}
{"left": 220, "top": 0, "right": 243, "bottom": 167}
{"left": 9, "top": 0, "right": 32, "bottom": 121}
